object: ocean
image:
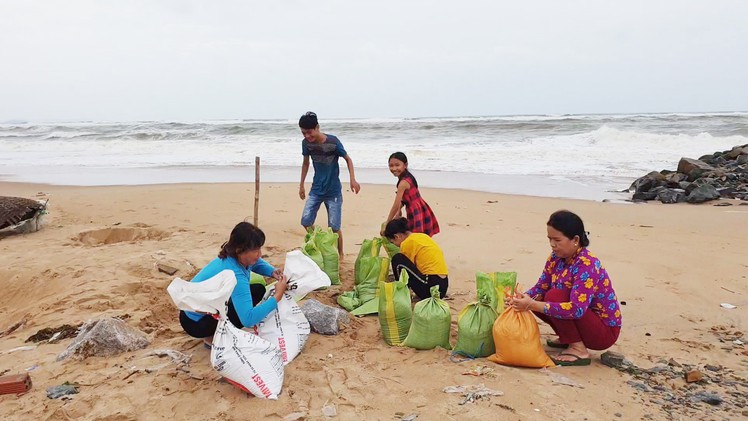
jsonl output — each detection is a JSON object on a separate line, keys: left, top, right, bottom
{"left": 2, "top": 113, "right": 747, "bottom": 200}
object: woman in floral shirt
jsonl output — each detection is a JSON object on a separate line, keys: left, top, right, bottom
{"left": 507, "top": 210, "right": 622, "bottom": 366}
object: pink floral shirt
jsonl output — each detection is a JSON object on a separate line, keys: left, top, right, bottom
{"left": 526, "top": 248, "right": 622, "bottom": 327}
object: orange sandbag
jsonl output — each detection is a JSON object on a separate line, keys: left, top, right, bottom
{"left": 487, "top": 307, "right": 555, "bottom": 368}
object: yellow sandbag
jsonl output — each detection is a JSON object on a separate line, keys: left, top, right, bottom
{"left": 487, "top": 307, "right": 555, "bottom": 368}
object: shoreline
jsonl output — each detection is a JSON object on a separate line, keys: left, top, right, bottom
{"left": 0, "top": 165, "right": 634, "bottom": 202}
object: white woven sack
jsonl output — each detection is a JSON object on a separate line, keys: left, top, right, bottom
{"left": 211, "top": 317, "right": 285, "bottom": 399}
{"left": 256, "top": 290, "right": 311, "bottom": 365}
{"left": 166, "top": 269, "right": 236, "bottom": 315}
{"left": 283, "top": 250, "right": 332, "bottom": 301}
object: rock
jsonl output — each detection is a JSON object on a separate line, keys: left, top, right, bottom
{"left": 46, "top": 384, "right": 79, "bottom": 399}
{"left": 686, "top": 184, "right": 721, "bottom": 203}
{"left": 685, "top": 370, "right": 703, "bottom": 383}
{"left": 657, "top": 188, "right": 687, "bottom": 204}
{"left": 677, "top": 158, "right": 714, "bottom": 175}
{"left": 692, "top": 391, "right": 722, "bottom": 405}
{"left": 56, "top": 317, "right": 150, "bottom": 361}
{"left": 300, "top": 299, "right": 350, "bottom": 335}
{"left": 713, "top": 202, "right": 733, "bottom": 207}
{"left": 704, "top": 364, "right": 721, "bottom": 372}
{"left": 629, "top": 171, "right": 666, "bottom": 193}
{"left": 157, "top": 263, "right": 178, "bottom": 275}
{"left": 601, "top": 351, "right": 628, "bottom": 369}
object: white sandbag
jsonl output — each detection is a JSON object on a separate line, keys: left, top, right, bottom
{"left": 166, "top": 270, "right": 236, "bottom": 316}
{"left": 256, "top": 289, "right": 311, "bottom": 365}
{"left": 211, "top": 317, "right": 284, "bottom": 399}
{"left": 282, "top": 250, "right": 331, "bottom": 301}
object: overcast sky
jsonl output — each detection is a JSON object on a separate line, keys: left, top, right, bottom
{"left": 1, "top": 1, "right": 747, "bottom": 122}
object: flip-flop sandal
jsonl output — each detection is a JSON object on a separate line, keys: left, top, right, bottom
{"left": 551, "top": 352, "right": 591, "bottom": 366}
{"left": 546, "top": 339, "right": 569, "bottom": 349}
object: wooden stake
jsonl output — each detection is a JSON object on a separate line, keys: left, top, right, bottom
{"left": 254, "top": 156, "right": 260, "bottom": 226}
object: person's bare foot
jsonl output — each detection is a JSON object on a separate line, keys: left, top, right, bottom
{"left": 553, "top": 342, "right": 589, "bottom": 361}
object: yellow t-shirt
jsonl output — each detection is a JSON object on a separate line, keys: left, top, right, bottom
{"left": 400, "top": 233, "right": 448, "bottom": 275}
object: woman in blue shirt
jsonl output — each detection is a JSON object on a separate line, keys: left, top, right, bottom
{"left": 179, "top": 222, "right": 288, "bottom": 345}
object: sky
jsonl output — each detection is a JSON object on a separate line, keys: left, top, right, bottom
{"left": 1, "top": 0, "right": 747, "bottom": 122}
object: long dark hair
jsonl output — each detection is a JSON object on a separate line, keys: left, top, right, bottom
{"left": 389, "top": 152, "right": 418, "bottom": 188}
{"left": 218, "top": 222, "right": 266, "bottom": 259}
{"left": 547, "top": 210, "right": 590, "bottom": 247}
{"left": 383, "top": 217, "right": 410, "bottom": 240}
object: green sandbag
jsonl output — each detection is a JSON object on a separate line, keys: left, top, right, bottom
{"left": 475, "top": 271, "right": 517, "bottom": 313}
{"left": 315, "top": 227, "right": 341, "bottom": 285}
{"left": 249, "top": 272, "right": 267, "bottom": 286}
{"left": 301, "top": 239, "right": 324, "bottom": 270}
{"left": 354, "top": 238, "right": 382, "bottom": 282}
{"left": 378, "top": 271, "right": 412, "bottom": 346}
{"left": 403, "top": 286, "right": 452, "bottom": 350}
{"left": 337, "top": 291, "right": 361, "bottom": 311}
{"left": 355, "top": 255, "right": 389, "bottom": 304}
{"left": 381, "top": 236, "right": 400, "bottom": 259}
{"left": 453, "top": 296, "right": 499, "bottom": 358}
{"left": 350, "top": 298, "right": 378, "bottom": 316}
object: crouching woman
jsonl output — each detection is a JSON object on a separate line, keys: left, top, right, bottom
{"left": 506, "top": 210, "right": 622, "bottom": 366}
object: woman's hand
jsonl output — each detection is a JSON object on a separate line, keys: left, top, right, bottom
{"left": 273, "top": 277, "right": 288, "bottom": 302}
{"left": 271, "top": 268, "right": 286, "bottom": 282}
{"left": 506, "top": 292, "right": 535, "bottom": 312}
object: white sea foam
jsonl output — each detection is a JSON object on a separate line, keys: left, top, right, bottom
{"left": 1, "top": 113, "right": 746, "bottom": 197}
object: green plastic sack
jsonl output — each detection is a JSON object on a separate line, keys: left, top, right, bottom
{"left": 303, "top": 226, "right": 340, "bottom": 285}
{"left": 355, "top": 255, "right": 389, "bottom": 304}
{"left": 475, "top": 272, "right": 517, "bottom": 313}
{"left": 337, "top": 290, "right": 361, "bottom": 311}
{"left": 378, "top": 271, "right": 412, "bottom": 346}
{"left": 403, "top": 286, "right": 452, "bottom": 350}
{"left": 249, "top": 272, "right": 267, "bottom": 286}
{"left": 453, "top": 296, "right": 499, "bottom": 358}
{"left": 381, "top": 236, "right": 400, "bottom": 259}
{"left": 354, "top": 238, "right": 382, "bottom": 282}
{"left": 301, "top": 239, "right": 324, "bottom": 270}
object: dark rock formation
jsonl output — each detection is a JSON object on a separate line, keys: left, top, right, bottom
{"left": 629, "top": 144, "right": 748, "bottom": 204}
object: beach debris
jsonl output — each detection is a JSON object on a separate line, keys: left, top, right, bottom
{"left": 124, "top": 349, "right": 193, "bottom": 379}
{"left": 541, "top": 368, "right": 584, "bottom": 388}
{"left": 56, "top": 317, "right": 150, "bottom": 361}
{"left": 0, "top": 373, "right": 32, "bottom": 395}
{"left": 283, "top": 412, "right": 307, "bottom": 421}
{"left": 24, "top": 365, "right": 39, "bottom": 372}
{"left": 321, "top": 400, "right": 337, "bottom": 417}
{"left": 0, "top": 196, "right": 47, "bottom": 238}
{"left": 0, "top": 345, "right": 36, "bottom": 355}
{"left": 46, "top": 382, "right": 78, "bottom": 399}
{"left": 496, "top": 403, "right": 516, "bottom": 413}
{"left": 600, "top": 351, "right": 630, "bottom": 370}
{"left": 720, "top": 303, "right": 737, "bottom": 309}
{"left": 442, "top": 384, "right": 503, "bottom": 405}
{"left": 157, "top": 263, "right": 178, "bottom": 275}
{"left": 300, "top": 299, "right": 349, "bottom": 335}
{"left": 401, "top": 414, "right": 418, "bottom": 421}
{"left": 0, "top": 315, "right": 30, "bottom": 338}
{"left": 692, "top": 391, "right": 723, "bottom": 406}
{"left": 26, "top": 323, "right": 82, "bottom": 343}
{"left": 461, "top": 365, "right": 495, "bottom": 377}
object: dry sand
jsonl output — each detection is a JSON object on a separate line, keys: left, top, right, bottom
{"left": 0, "top": 182, "right": 746, "bottom": 420}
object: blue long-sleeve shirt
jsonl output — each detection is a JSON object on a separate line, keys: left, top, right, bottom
{"left": 184, "top": 256, "right": 278, "bottom": 327}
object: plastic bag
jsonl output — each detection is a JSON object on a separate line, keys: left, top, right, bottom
{"left": 255, "top": 287, "right": 310, "bottom": 365}
{"left": 303, "top": 226, "right": 340, "bottom": 285}
{"left": 403, "top": 286, "right": 452, "bottom": 350}
{"left": 378, "top": 271, "right": 412, "bottom": 346}
{"left": 381, "top": 236, "right": 400, "bottom": 259}
{"left": 211, "top": 317, "right": 285, "bottom": 399}
{"left": 301, "top": 239, "right": 324, "bottom": 270}
{"left": 475, "top": 272, "right": 517, "bottom": 313}
{"left": 338, "top": 245, "right": 389, "bottom": 313}
{"left": 453, "top": 295, "right": 499, "bottom": 358}
{"left": 487, "top": 304, "right": 555, "bottom": 368}
{"left": 282, "top": 250, "right": 332, "bottom": 301}
{"left": 166, "top": 269, "right": 236, "bottom": 315}
{"left": 354, "top": 238, "right": 382, "bottom": 281}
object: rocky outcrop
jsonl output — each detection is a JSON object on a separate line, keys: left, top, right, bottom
{"left": 629, "top": 144, "right": 748, "bottom": 204}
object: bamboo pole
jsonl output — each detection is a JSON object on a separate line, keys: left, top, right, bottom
{"left": 254, "top": 156, "right": 260, "bottom": 226}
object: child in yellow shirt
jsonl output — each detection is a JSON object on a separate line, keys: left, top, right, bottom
{"left": 383, "top": 217, "right": 449, "bottom": 299}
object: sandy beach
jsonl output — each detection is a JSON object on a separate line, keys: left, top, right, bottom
{"left": 1, "top": 181, "right": 747, "bottom": 420}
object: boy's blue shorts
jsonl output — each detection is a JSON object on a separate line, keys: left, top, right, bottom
{"left": 301, "top": 193, "right": 343, "bottom": 231}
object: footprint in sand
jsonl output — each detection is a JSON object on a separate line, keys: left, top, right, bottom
{"left": 75, "top": 226, "right": 169, "bottom": 246}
